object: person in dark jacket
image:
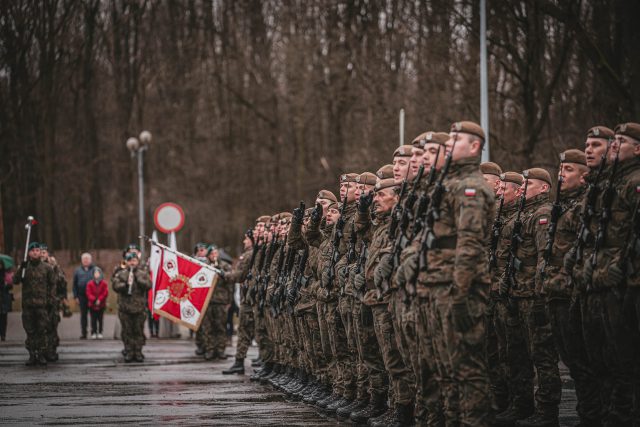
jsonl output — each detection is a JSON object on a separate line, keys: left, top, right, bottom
{"left": 0, "top": 263, "right": 14, "bottom": 341}
{"left": 73, "top": 253, "right": 95, "bottom": 339}
{"left": 86, "top": 267, "right": 108, "bottom": 339}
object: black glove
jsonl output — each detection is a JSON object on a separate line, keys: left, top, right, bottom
{"left": 311, "top": 202, "right": 323, "bottom": 223}
{"left": 292, "top": 201, "right": 305, "bottom": 225}
{"left": 287, "top": 287, "right": 296, "bottom": 306}
{"left": 451, "top": 300, "right": 474, "bottom": 333}
{"left": 358, "top": 191, "right": 374, "bottom": 214}
{"left": 532, "top": 298, "right": 548, "bottom": 327}
{"left": 607, "top": 263, "right": 624, "bottom": 288}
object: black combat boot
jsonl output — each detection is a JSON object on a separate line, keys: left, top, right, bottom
{"left": 326, "top": 396, "right": 353, "bottom": 415}
{"left": 367, "top": 407, "right": 394, "bottom": 427}
{"left": 285, "top": 370, "right": 306, "bottom": 395}
{"left": 495, "top": 402, "right": 535, "bottom": 426}
{"left": 35, "top": 351, "right": 47, "bottom": 366}
{"left": 260, "top": 363, "right": 281, "bottom": 384}
{"left": 291, "top": 378, "right": 314, "bottom": 400}
{"left": 250, "top": 362, "right": 273, "bottom": 381}
{"left": 204, "top": 350, "right": 217, "bottom": 361}
{"left": 303, "top": 384, "right": 327, "bottom": 404}
{"left": 45, "top": 351, "right": 59, "bottom": 362}
{"left": 515, "top": 404, "right": 559, "bottom": 427}
{"left": 222, "top": 358, "right": 245, "bottom": 375}
{"left": 387, "top": 403, "right": 414, "bottom": 427}
{"left": 124, "top": 351, "right": 134, "bottom": 363}
{"left": 336, "top": 398, "right": 368, "bottom": 419}
{"left": 134, "top": 351, "right": 144, "bottom": 363}
{"left": 195, "top": 346, "right": 205, "bottom": 356}
{"left": 350, "top": 395, "right": 387, "bottom": 424}
{"left": 316, "top": 392, "right": 341, "bottom": 409}
{"left": 26, "top": 352, "right": 37, "bottom": 366}
{"left": 251, "top": 358, "right": 262, "bottom": 367}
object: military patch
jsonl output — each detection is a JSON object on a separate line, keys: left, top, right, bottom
{"left": 636, "top": 185, "right": 640, "bottom": 193}
{"left": 464, "top": 188, "right": 476, "bottom": 197}
{"left": 593, "top": 127, "right": 600, "bottom": 136}
{"left": 539, "top": 217, "right": 548, "bottom": 225}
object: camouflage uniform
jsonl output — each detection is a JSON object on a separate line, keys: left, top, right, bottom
{"left": 14, "top": 259, "right": 56, "bottom": 361}
{"left": 44, "top": 258, "right": 67, "bottom": 360}
{"left": 226, "top": 248, "right": 254, "bottom": 361}
{"left": 202, "top": 259, "right": 233, "bottom": 358}
{"left": 112, "top": 266, "right": 152, "bottom": 359}
{"left": 414, "top": 155, "right": 495, "bottom": 426}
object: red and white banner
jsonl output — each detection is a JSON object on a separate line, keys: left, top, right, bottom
{"left": 149, "top": 241, "right": 219, "bottom": 331}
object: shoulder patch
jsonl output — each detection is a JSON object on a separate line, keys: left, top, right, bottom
{"left": 464, "top": 188, "right": 477, "bottom": 197}
{"left": 636, "top": 185, "right": 640, "bottom": 194}
{"left": 539, "top": 217, "right": 548, "bottom": 225}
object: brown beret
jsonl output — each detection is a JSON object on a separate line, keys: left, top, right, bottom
{"left": 525, "top": 168, "right": 552, "bottom": 186}
{"left": 374, "top": 178, "right": 399, "bottom": 192}
{"left": 451, "top": 121, "right": 485, "bottom": 141}
{"left": 412, "top": 131, "right": 449, "bottom": 148}
{"left": 304, "top": 208, "right": 314, "bottom": 217}
{"left": 481, "top": 162, "right": 502, "bottom": 177}
{"left": 560, "top": 149, "right": 586, "bottom": 166}
{"left": 500, "top": 172, "right": 524, "bottom": 186}
{"left": 256, "top": 215, "right": 271, "bottom": 224}
{"left": 279, "top": 212, "right": 292, "bottom": 221}
{"left": 586, "top": 125, "right": 614, "bottom": 140}
{"left": 327, "top": 201, "right": 339, "bottom": 211}
{"left": 376, "top": 164, "right": 394, "bottom": 180}
{"left": 393, "top": 145, "right": 414, "bottom": 158}
{"left": 614, "top": 122, "right": 640, "bottom": 142}
{"left": 316, "top": 189, "right": 337, "bottom": 202}
{"left": 340, "top": 173, "right": 359, "bottom": 183}
{"left": 356, "top": 172, "right": 377, "bottom": 186}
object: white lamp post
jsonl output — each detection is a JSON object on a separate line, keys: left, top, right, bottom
{"left": 126, "top": 130, "right": 152, "bottom": 259}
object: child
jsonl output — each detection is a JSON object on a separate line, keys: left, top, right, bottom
{"left": 86, "top": 267, "right": 108, "bottom": 339}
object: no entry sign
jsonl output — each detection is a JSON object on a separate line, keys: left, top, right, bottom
{"left": 154, "top": 203, "right": 185, "bottom": 233}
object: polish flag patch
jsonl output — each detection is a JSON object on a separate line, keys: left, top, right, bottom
{"left": 539, "top": 217, "right": 548, "bottom": 225}
{"left": 464, "top": 188, "right": 477, "bottom": 197}
{"left": 636, "top": 185, "right": 640, "bottom": 193}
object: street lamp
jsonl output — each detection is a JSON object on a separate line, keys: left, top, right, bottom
{"left": 126, "top": 130, "right": 152, "bottom": 260}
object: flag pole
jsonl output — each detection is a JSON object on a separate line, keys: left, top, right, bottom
{"left": 141, "top": 235, "right": 222, "bottom": 275}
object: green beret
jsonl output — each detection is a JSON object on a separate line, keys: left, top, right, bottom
{"left": 28, "top": 242, "right": 41, "bottom": 251}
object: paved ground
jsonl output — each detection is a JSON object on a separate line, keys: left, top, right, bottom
{"left": 0, "top": 325, "right": 580, "bottom": 425}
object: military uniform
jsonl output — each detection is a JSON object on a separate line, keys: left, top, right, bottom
{"left": 202, "top": 258, "right": 233, "bottom": 359}
{"left": 14, "top": 254, "right": 57, "bottom": 365}
{"left": 44, "top": 256, "right": 67, "bottom": 361}
{"left": 112, "top": 264, "right": 152, "bottom": 362}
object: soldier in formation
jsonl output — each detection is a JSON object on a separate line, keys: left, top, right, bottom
{"left": 218, "top": 119, "right": 639, "bottom": 427}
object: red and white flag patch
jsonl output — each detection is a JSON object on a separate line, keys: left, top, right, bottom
{"left": 636, "top": 185, "right": 640, "bottom": 193}
{"left": 464, "top": 188, "right": 476, "bottom": 197}
{"left": 539, "top": 217, "right": 548, "bottom": 225}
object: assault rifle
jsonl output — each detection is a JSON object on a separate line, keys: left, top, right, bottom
{"left": 619, "top": 197, "right": 640, "bottom": 280}
{"left": 388, "top": 167, "right": 410, "bottom": 240}
{"left": 287, "top": 247, "right": 309, "bottom": 315}
{"left": 257, "top": 228, "right": 278, "bottom": 315}
{"left": 248, "top": 237, "right": 267, "bottom": 303}
{"left": 539, "top": 160, "right": 565, "bottom": 283}
{"left": 325, "top": 189, "right": 349, "bottom": 290}
{"left": 489, "top": 190, "right": 505, "bottom": 272}
{"left": 242, "top": 230, "right": 260, "bottom": 297}
{"left": 590, "top": 147, "right": 620, "bottom": 269}
{"left": 270, "top": 235, "right": 290, "bottom": 318}
{"left": 411, "top": 149, "right": 442, "bottom": 240}
{"left": 355, "top": 240, "right": 369, "bottom": 301}
{"left": 409, "top": 136, "right": 458, "bottom": 301}
{"left": 500, "top": 171, "right": 529, "bottom": 296}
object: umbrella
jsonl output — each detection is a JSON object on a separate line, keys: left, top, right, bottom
{"left": 0, "top": 254, "right": 15, "bottom": 269}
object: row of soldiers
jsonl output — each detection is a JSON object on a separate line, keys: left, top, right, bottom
{"left": 12, "top": 242, "right": 69, "bottom": 365}
{"left": 221, "top": 120, "right": 640, "bottom": 427}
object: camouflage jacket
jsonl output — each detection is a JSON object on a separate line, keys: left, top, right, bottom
{"left": 287, "top": 218, "right": 318, "bottom": 313}
{"left": 362, "top": 211, "right": 392, "bottom": 306}
{"left": 46, "top": 259, "right": 68, "bottom": 304}
{"left": 226, "top": 249, "right": 252, "bottom": 284}
{"left": 417, "top": 156, "right": 494, "bottom": 298}
{"left": 211, "top": 259, "right": 233, "bottom": 304}
{"left": 112, "top": 267, "right": 152, "bottom": 313}
{"left": 491, "top": 201, "right": 519, "bottom": 291}
{"left": 14, "top": 259, "right": 56, "bottom": 308}
{"left": 542, "top": 186, "right": 586, "bottom": 299}
{"left": 500, "top": 192, "right": 551, "bottom": 297}
{"left": 591, "top": 157, "right": 640, "bottom": 289}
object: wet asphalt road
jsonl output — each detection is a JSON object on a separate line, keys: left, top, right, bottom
{"left": 0, "top": 338, "right": 579, "bottom": 426}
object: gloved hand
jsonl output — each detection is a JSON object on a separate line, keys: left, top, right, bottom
{"left": 451, "top": 300, "right": 474, "bottom": 333}
{"left": 292, "top": 201, "right": 305, "bottom": 225}
{"left": 607, "top": 263, "right": 625, "bottom": 288}
{"left": 287, "top": 287, "right": 296, "bottom": 306}
{"left": 354, "top": 272, "right": 366, "bottom": 291}
{"left": 358, "top": 191, "right": 374, "bottom": 214}
{"left": 563, "top": 249, "right": 576, "bottom": 274}
{"left": 311, "top": 202, "right": 323, "bottom": 223}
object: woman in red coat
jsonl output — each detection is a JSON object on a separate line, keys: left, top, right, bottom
{"left": 85, "top": 267, "right": 108, "bottom": 339}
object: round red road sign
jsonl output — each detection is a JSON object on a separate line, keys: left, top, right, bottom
{"left": 154, "top": 202, "right": 185, "bottom": 233}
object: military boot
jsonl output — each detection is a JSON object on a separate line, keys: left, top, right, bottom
{"left": 251, "top": 358, "right": 263, "bottom": 367}
{"left": 317, "top": 392, "right": 341, "bottom": 409}
{"left": 326, "top": 396, "right": 353, "bottom": 415}
{"left": 350, "top": 395, "right": 387, "bottom": 424}
{"left": 336, "top": 398, "right": 368, "bottom": 419}
{"left": 260, "top": 363, "right": 282, "bottom": 384}
{"left": 222, "top": 358, "right": 245, "bottom": 375}
{"left": 250, "top": 362, "right": 273, "bottom": 381}
{"left": 195, "top": 346, "right": 205, "bottom": 356}
{"left": 45, "top": 352, "right": 59, "bottom": 362}
{"left": 368, "top": 407, "right": 394, "bottom": 427}
{"left": 36, "top": 351, "right": 47, "bottom": 366}
{"left": 134, "top": 351, "right": 144, "bottom": 363}
{"left": 292, "top": 379, "right": 316, "bottom": 400}
{"left": 515, "top": 404, "right": 559, "bottom": 427}
{"left": 204, "top": 350, "right": 217, "bottom": 361}
{"left": 303, "top": 384, "right": 328, "bottom": 404}
{"left": 25, "top": 352, "right": 37, "bottom": 366}
{"left": 495, "top": 402, "right": 535, "bottom": 426}
{"left": 387, "top": 403, "right": 414, "bottom": 427}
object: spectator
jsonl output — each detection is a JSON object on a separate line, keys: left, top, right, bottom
{"left": 86, "top": 267, "right": 108, "bottom": 339}
{"left": 1, "top": 264, "right": 14, "bottom": 341}
{"left": 72, "top": 253, "right": 95, "bottom": 339}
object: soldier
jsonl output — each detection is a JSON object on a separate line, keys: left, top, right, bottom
{"left": 112, "top": 252, "right": 152, "bottom": 362}
{"left": 223, "top": 228, "right": 257, "bottom": 375}
{"left": 482, "top": 161, "right": 503, "bottom": 192}
{"left": 14, "top": 242, "right": 57, "bottom": 366}
{"left": 542, "top": 149, "right": 601, "bottom": 426}
{"left": 40, "top": 244, "right": 68, "bottom": 362}
{"left": 588, "top": 122, "right": 640, "bottom": 425}
{"left": 201, "top": 245, "right": 233, "bottom": 360}
{"left": 392, "top": 145, "right": 414, "bottom": 183}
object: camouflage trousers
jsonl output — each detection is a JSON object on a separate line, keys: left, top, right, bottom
{"left": 326, "top": 299, "right": 354, "bottom": 398}
{"left": 371, "top": 302, "right": 415, "bottom": 406}
{"left": 547, "top": 297, "right": 601, "bottom": 424}
{"left": 492, "top": 297, "right": 534, "bottom": 411}
{"left": 22, "top": 305, "right": 49, "bottom": 355}
{"left": 47, "top": 304, "right": 61, "bottom": 357}
{"left": 253, "top": 305, "right": 274, "bottom": 364}
{"left": 510, "top": 297, "right": 561, "bottom": 409}
{"left": 623, "top": 288, "right": 640, "bottom": 423}
{"left": 119, "top": 310, "right": 146, "bottom": 355}
{"left": 340, "top": 295, "right": 364, "bottom": 399}
{"left": 201, "top": 303, "right": 227, "bottom": 355}
{"left": 317, "top": 300, "right": 336, "bottom": 387}
{"left": 389, "top": 292, "right": 420, "bottom": 411}
{"left": 485, "top": 293, "right": 509, "bottom": 411}
{"left": 301, "top": 309, "right": 328, "bottom": 382}
{"left": 354, "top": 301, "right": 387, "bottom": 401}
{"left": 235, "top": 303, "right": 255, "bottom": 360}
{"left": 581, "top": 290, "right": 635, "bottom": 425}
